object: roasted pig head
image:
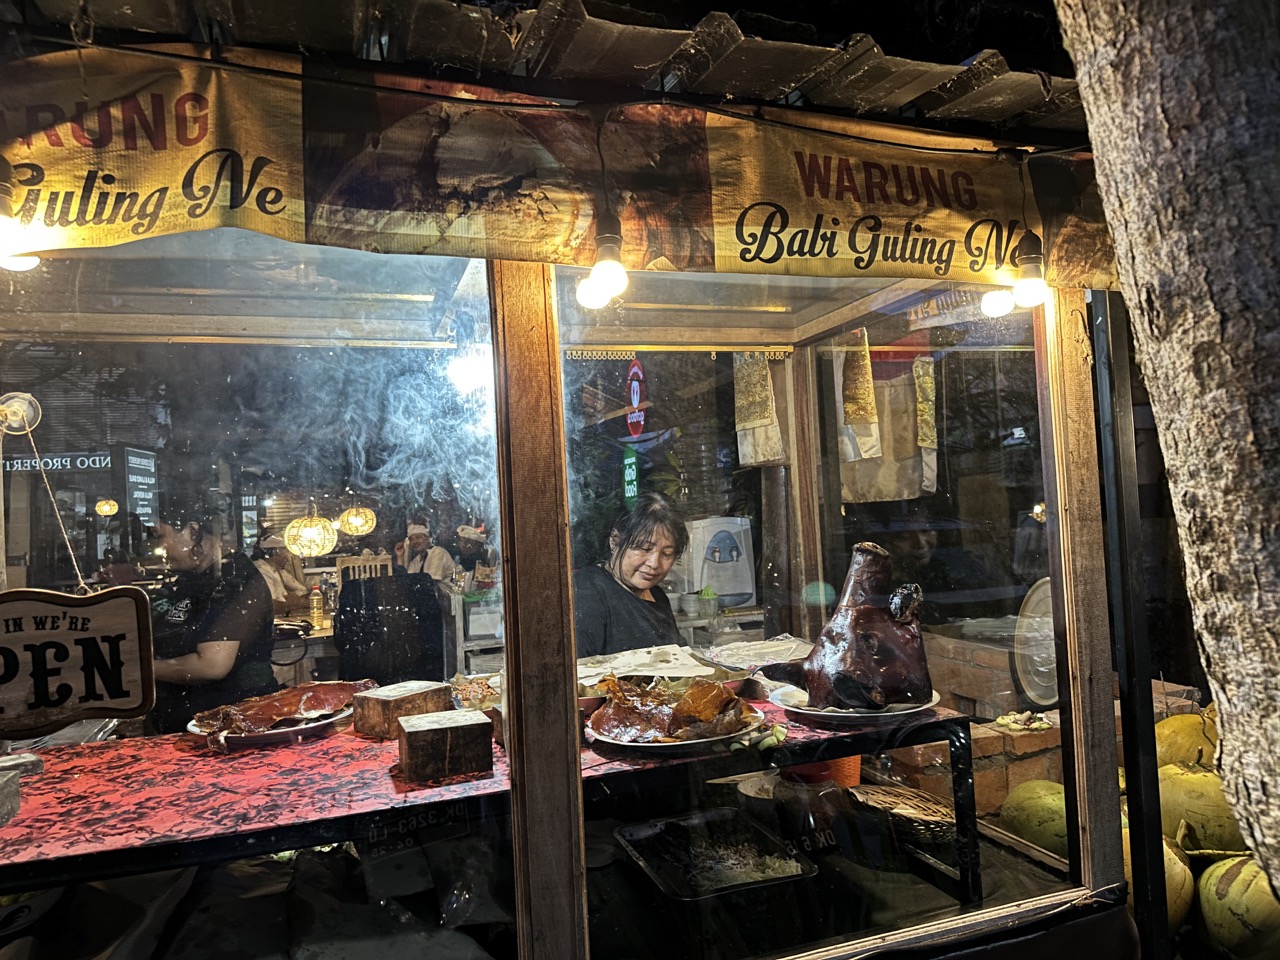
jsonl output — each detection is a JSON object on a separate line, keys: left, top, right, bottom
{"left": 762, "top": 542, "right": 932, "bottom": 710}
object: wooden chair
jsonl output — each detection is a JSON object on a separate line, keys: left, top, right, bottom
{"left": 335, "top": 555, "right": 393, "bottom": 582}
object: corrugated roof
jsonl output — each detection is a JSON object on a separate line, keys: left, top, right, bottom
{"left": 18, "top": 0, "right": 1087, "bottom": 148}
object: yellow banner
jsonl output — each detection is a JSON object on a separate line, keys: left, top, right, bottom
{"left": 0, "top": 47, "right": 1107, "bottom": 287}
{"left": 707, "top": 113, "right": 1037, "bottom": 285}
{"left": 0, "top": 47, "right": 304, "bottom": 257}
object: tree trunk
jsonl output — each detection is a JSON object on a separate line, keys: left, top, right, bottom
{"left": 1055, "top": 1, "right": 1280, "bottom": 885}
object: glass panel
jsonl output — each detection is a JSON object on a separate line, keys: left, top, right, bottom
{"left": 0, "top": 231, "right": 517, "bottom": 959}
{"left": 555, "top": 265, "right": 1074, "bottom": 956}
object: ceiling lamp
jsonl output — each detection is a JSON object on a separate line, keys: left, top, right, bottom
{"left": 576, "top": 111, "right": 627, "bottom": 310}
{"left": 1012, "top": 230, "right": 1047, "bottom": 308}
{"left": 337, "top": 505, "right": 378, "bottom": 537}
{"left": 94, "top": 499, "right": 119, "bottom": 517}
{"left": 981, "top": 288, "right": 1016, "bottom": 318}
{"left": 283, "top": 506, "right": 338, "bottom": 558}
{"left": 0, "top": 158, "right": 40, "bottom": 273}
{"left": 576, "top": 210, "right": 627, "bottom": 309}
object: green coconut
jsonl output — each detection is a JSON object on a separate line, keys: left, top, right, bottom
{"left": 1121, "top": 828, "right": 1194, "bottom": 932}
{"left": 1158, "top": 762, "right": 1246, "bottom": 853}
{"left": 1154, "top": 713, "right": 1218, "bottom": 769}
{"left": 1198, "top": 856, "right": 1280, "bottom": 958}
{"left": 1000, "top": 780, "right": 1068, "bottom": 858}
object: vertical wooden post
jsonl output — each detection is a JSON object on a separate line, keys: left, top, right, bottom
{"left": 487, "top": 260, "right": 589, "bottom": 960}
{"left": 1035, "top": 288, "right": 1125, "bottom": 895}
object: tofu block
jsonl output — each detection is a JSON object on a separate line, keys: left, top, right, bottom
{"left": 353, "top": 680, "right": 453, "bottom": 740}
{"left": 398, "top": 709, "right": 493, "bottom": 781}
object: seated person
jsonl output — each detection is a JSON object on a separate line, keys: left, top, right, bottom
{"left": 573, "top": 492, "right": 689, "bottom": 658}
{"left": 252, "top": 534, "right": 309, "bottom": 615}
{"left": 454, "top": 524, "right": 490, "bottom": 572}
{"left": 148, "top": 504, "right": 278, "bottom": 733}
{"left": 394, "top": 519, "right": 455, "bottom": 580}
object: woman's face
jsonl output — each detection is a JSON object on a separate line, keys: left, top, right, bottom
{"left": 615, "top": 525, "right": 678, "bottom": 594}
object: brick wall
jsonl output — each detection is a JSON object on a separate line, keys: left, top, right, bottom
{"left": 867, "top": 680, "right": 1201, "bottom": 817}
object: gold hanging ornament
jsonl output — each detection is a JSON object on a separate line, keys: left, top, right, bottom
{"left": 283, "top": 505, "right": 338, "bottom": 558}
{"left": 94, "top": 499, "right": 119, "bottom": 517}
{"left": 337, "top": 505, "right": 377, "bottom": 537}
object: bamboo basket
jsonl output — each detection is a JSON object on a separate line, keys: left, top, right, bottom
{"left": 847, "top": 785, "right": 956, "bottom": 845}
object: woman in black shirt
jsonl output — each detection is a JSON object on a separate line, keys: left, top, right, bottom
{"left": 573, "top": 492, "right": 690, "bottom": 658}
{"left": 149, "top": 508, "right": 278, "bottom": 733}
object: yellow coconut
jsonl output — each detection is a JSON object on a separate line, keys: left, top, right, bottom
{"left": 1158, "top": 762, "right": 1245, "bottom": 853}
{"left": 1154, "top": 712, "right": 1218, "bottom": 769}
{"left": 1121, "top": 828, "right": 1194, "bottom": 932}
{"left": 1198, "top": 855, "right": 1280, "bottom": 958}
{"left": 1000, "top": 780, "right": 1068, "bottom": 858}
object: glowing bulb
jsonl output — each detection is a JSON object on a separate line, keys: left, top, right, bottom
{"left": 0, "top": 210, "right": 43, "bottom": 271}
{"left": 447, "top": 343, "right": 493, "bottom": 393}
{"left": 1013, "top": 274, "right": 1047, "bottom": 308}
{"left": 1012, "top": 230, "right": 1047, "bottom": 308}
{"left": 577, "top": 209, "right": 627, "bottom": 309}
{"left": 981, "top": 288, "right": 1015, "bottom": 317}
{"left": 576, "top": 273, "right": 612, "bottom": 310}
{"left": 586, "top": 255, "right": 627, "bottom": 299}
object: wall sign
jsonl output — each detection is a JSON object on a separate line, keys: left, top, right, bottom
{"left": 625, "top": 359, "right": 646, "bottom": 438}
{"left": 2, "top": 451, "right": 111, "bottom": 473}
{"left": 122, "top": 446, "right": 157, "bottom": 528}
{"left": 622, "top": 446, "right": 638, "bottom": 507}
{"left": 0, "top": 586, "right": 154, "bottom": 739}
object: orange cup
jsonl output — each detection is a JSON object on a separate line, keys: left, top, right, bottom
{"left": 830, "top": 755, "right": 862, "bottom": 787}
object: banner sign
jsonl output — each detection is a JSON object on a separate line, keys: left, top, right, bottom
{"left": 1, "top": 45, "right": 1108, "bottom": 287}
{"left": 0, "top": 586, "right": 154, "bottom": 739}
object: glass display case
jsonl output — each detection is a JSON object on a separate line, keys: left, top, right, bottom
{"left": 0, "top": 53, "right": 1129, "bottom": 960}
{"left": 551, "top": 267, "right": 1120, "bottom": 957}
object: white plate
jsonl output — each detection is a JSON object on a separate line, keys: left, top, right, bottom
{"left": 768, "top": 686, "right": 940, "bottom": 722}
{"left": 587, "top": 707, "right": 766, "bottom": 752}
{"left": 187, "top": 707, "right": 353, "bottom": 748}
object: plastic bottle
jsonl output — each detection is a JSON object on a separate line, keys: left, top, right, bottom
{"left": 309, "top": 585, "right": 324, "bottom": 629}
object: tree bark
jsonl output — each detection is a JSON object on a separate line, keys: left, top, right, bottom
{"left": 1055, "top": 0, "right": 1280, "bottom": 885}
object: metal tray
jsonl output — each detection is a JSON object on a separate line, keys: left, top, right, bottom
{"left": 615, "top": 807, "right": 816, "bottom": 900}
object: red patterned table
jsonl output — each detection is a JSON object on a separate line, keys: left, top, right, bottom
{"left": 0, "top": 705, "right": 978, "bottom": 901}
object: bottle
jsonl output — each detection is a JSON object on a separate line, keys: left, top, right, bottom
{"left": 772, "top": 762, "right": 856, "bottom": 859}
{"left": 309, "top": 585, "right": 324, "bottom": 629}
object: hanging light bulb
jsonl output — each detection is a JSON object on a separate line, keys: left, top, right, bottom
{"left": 1012, "top": 230, "right": 1047, "bottom": 308}
{"left": 337, "top": 505, "right": 378, "bottom": 536}
{"left": 283, "top": 505, "right": 339, "bottom": 558}
{"left": 576, "top": 210, "right": 627, "bottom": 309}
{"left": 94, "top": 499, "right": 119, "bottom": 517}
{"left": 981, "top": 288, "right": 1016, "bottom": 318}
{"left": 0, "top": 159, "right": 40, "bottom": 272}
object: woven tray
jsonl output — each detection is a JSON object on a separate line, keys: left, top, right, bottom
{"left": 848, "top": 785, "right": 956, "bottom": 845}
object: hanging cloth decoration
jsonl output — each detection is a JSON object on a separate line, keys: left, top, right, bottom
{"left": 837, "top": 329, "right": 882, "bottom": 462}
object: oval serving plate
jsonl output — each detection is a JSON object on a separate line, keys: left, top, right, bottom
{"left": 768, "top": 687, "right": 940, "bottom": 724}
{"left": 587, "top": 707, "right": 766, "bottom": 754}
{"left": 187, "top": 707, "right": 353, "bottom": 749}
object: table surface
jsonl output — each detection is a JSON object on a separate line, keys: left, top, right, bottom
{"left": 0, "top": 704, "right": 970, "bottom": 892}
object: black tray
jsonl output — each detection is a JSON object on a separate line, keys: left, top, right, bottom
{"left": 615, "top": 807, "right": 817, "bottom": 900}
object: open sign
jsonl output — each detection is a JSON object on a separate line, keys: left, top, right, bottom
{"left": 0, "top": 587, "right": 154, "bottom": 739}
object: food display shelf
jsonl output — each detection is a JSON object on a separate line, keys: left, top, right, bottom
{"left": 0, "top": 705, "right": 979, "bottom": 905}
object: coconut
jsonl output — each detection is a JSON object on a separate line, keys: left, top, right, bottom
{"left": 1154, "top": 713, "right": 1218, "bottom": 768}
{"left": 1121, "top": 828, "right": 1194, "bottom": 932}
{"left": 1198, "top": 855, "right": 1280, "bottom": 958}
{"left": 1158, "top": 762, "right": 1246, "bottom": 853}
{"left": 999, "top": 780, "right": 1068, "bottom": 858}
